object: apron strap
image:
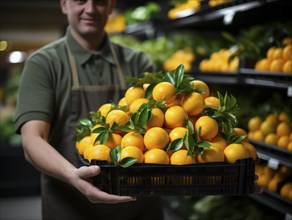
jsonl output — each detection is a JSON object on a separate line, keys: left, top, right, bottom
{"left": 65, "top": 40, "right": 80, "bottom": 89}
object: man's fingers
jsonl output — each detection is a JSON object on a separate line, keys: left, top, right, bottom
{"left": 78, "top": 165, "right": 101, "bottom": 179}
{"left": 88, "top": 187, "right": 136, "bottom": 204}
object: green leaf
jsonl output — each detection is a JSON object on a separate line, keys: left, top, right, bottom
{"left": 167, "top": 138, "right": 184, "bottom": 152}
{"left": 145, "top": 84, "right": 155, "bottom": 99}
{"left": 185, "top": 119, "right": 194, "bottom": 134}
{"left": 232, "top": 135, "right": 247, "bottom": 144}
{"left": 119, "top": 157, "right": 139, "bottom": 168}
{"left": 92, "top": 126, "right": 109, "bottom": 134}
{"left": 95, "top": 131, "right": 109, "bottom": 145}
{"left": 198, "top": 140, "right": 212, "bottom": 149}
{"left": 110, "top": 146, "right": 122, "bottom": 165}
{"left": 139, "top": 106, "right": 151, "bottom": 128}
{"left": 183, "top": 131, "right": 195, "bottom": 152}
{"left": 165, "top": 71, "right": 176, "bottom": 85}
{"left": 174, "top": 64, "right": 185, "bottom": 88}
{"left": 78, "top": 118, "right": 93, "bottom": 128}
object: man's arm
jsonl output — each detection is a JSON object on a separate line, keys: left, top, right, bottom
{"left": 20, "top": 120, "right": 136, "bottom": 204}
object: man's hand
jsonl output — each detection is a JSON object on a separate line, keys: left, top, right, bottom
{"left": 72, "top": 165, "right": 136, "bottom": 204}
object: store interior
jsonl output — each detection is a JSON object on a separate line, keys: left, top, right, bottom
{"left": 1, "top": 0, "right": 292, "bottom": 219}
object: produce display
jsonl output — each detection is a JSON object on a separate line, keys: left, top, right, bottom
{"left": 168, "top": 0, "right": 201, "bottom": 19}
{"left": 255, "top": 37, "right": 292, "bottom": 74}
{"left": 256, "top": 162, "right": 292, "bottom": 200}
{"left": 198, "top": 48, "right": 239, "bottom": 73}
{"left": 163, "top": 48, "right": 195, "bottom": 72}
{"left": 75, "top": 64, "right": 257, "bottom": 168}
{"left": 247, "top": 112, "right": 292, "bottom": 151}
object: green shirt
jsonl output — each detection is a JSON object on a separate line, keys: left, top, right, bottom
{"left": 15, "top": 30, "right": 153, "bottom": 143}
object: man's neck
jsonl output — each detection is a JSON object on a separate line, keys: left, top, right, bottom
{"left": 70, "top": 28, "right": 105, "bottom": 53}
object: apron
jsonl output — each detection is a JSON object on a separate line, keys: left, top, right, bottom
{"left": 41, "top": 39, "right": 163, "bottom": 220}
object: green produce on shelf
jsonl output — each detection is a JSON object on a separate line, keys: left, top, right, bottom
{"left": 124, "top": 2, "right": 161, "bottom": 25}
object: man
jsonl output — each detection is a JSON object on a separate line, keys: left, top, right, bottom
{"left": 15, "top": 0, "right": 163, "bottom": 219}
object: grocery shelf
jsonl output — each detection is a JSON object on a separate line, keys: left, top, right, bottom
{"left": 250, "top": 190, "right": 292, "bottom": 219}
{"left": 240, "top": 68, "right": 292, "bottom": 91}
{"left": 190, "top": 70, "right": 292, "bottom": 94}
{"left": 191, "top": 72, "right": 240, "bottom": 85}
{"left": 250, "top": 140, "right": 292, "bottom": 168}
{"left": 158, "top": 0, "right": 264, "bottom": 29}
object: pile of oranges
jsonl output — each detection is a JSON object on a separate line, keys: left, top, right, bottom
{"left": 247, "top": 112, "right": 292, "bottom": 151}
{"left": 198, "top": 48, "right": 239, "bottom": 73}
{"left": 256, "top": 163, "right": 292, "bottom": 200}
{"left": 76, "top": 65, "right": 257, "bottom": 167}
{"left": 254, "top": 37, "right": 292, "bottom": 74}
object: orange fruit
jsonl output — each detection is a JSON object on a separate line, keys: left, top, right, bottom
{"left": 164, "top": 105, "right": 188, "bottom": 129}
{"left": 97, "top": 103, "right": 114, "bottom": 118}
{"left": 105, "top": 133, "right": 122, "bottom": 148}
{"left": 197, "top": 146, "right": 224, "bottom": 163}
{"left": 241, "top": 142, "right": 257, "bottom": 161}
{"left": 228, "top": 57, "right": 239, "bottom": 72}
{"left": 288, "top": 142, "right": 292, "bottom": 151}
{"left": 170, "top": 149, "right": 196, "bottom": 165}
{"left": 251, "top": 130, "right": 265, "bottom": 141}
{"left": 268, "top": 176, "right": 282, "bottom": 192}
{"left": 144, "top": 127, "right": 169, "bottom": 150}
{"left": 278, "top": 111, "right": 289, "bottom": 122}
{"left": 195, "top": 116, "right": 218, "bottom": 140}
{"left": 125, "top": 86, "right": 145, "bottom": 105}
{"left": 269, "top": 59, "right": 285, "bottom": 72}
{"left": 283, "top": 45, "right": 292, "bottom": 60}
{"left": 120, "top": 146, "right": 144, "bottom": 163}
{"left": 204, "top": 96, "right": 220, "bottom": 109}
{"left": 248, "top": 116, "right": 262, "bottom": 132}
{"left": 121, "top": 131, "right": 145, "bottom": 152}
{"left": 277, "top": 122, "right": 291, "bottom": 137}
{"left": 169, "top": 127, "right": 188, "bottom": 142}
{"left": 152, "top": 82, "right": 176, "bottom": 104}
{"left": 209, "top": 135, "right": 227, "bottom": 151}
{"left": 128, "top": 98, "right": 149, "bottom": 114}
{"left": 266, "top": 47, "right": 276, "bottom": 60}
{"left": 272, "top": 47, "right": 283, "bottom": 60}
{"left": 144, "top": 148, "right": 169, "bottom": 164}
{"left": 167, "top": 95, "right": 183, "bottom": 107}
{"left": 255, "top": 58, "right": 270, "bottom": 71}
{"left": 88, "top": 144, "right": 111, "bottom": 162}
{"left": 146, "top": 107, "right": 165, "bottom": 129}
{"left": 233, "top": 127, "right": 248, "bottom": 141}
{"left": 282, "top": 37, "right": 292, "bottom": 46}
{"left": 277, "top": 135, "right": 289, "bottom": 149}
{"left": 118, "top": 97, "right": 128, "bottom": 107}
{"left": 181, "top": 92, "right": 205, "bottom": 116}
{"left": 191, "top": 80, "right": 210, "bottom": 98}
{"left": 283, "top": 60, "right": 292, "bottom": 73}
{"left": 76, "top": 136, "right": 92, "bottom": 156}
{"left": 265, "top": 113, "right": 279, "bottom": 126}
{"left": 264, "top": 133, "right": 278, "bottom": 145}
{"left": 280, "top": 183, "right": 292, "bottom": 199}
{"left": 260, "top": 120, "right": 276, "bottom": 136}
{"left": 83, "top": 144, "right": 94, "bottom": 160}
{"left": 106, "top": 109, "right": 130, "bottom": 127}
{"left": 224, "top": 143, "right": 250, "bottom": 163}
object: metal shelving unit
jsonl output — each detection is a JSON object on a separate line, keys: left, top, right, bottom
{"left": 137, "top": 0, "right": 292, "bottom": 217}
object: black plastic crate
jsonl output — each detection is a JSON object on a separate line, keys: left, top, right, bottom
{"left": 91, "top": 158, "right": 255, "bottom": 197}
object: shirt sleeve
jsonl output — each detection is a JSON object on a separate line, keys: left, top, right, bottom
{"left": 14, "top": 53, "right": 55, "bottom": 134}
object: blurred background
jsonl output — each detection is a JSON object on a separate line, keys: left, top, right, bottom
{"left": 1, "top": 0, "right": 292, "bottom": 220}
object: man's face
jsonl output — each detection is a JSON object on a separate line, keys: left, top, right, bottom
{"left": 60, "top": 0, "right": 115, "bottom": 37}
